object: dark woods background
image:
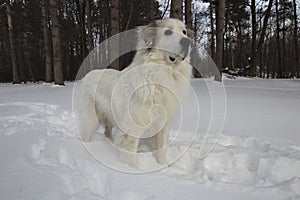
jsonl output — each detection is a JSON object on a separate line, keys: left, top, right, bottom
{"left": 0, "top": 0, "right": 161, "bottom": 84}
{"left": 0, "top": 0, "right": 299, "bottom": 85}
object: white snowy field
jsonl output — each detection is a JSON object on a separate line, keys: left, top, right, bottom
{"left": 1, "top": 77, "right": 300, "bottom": 200}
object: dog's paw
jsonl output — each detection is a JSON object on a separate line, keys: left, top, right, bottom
{"left": 81, "top": 136, "right": 91, "bottom": 142}
{"left": 157, "top": 158, "right": 168, "bottom": 166}
{"left": 153, "top": 150, "right": 169, "bottom": 166}
{"left": 119, "top": 151, "right": 138, "bottom": 168}
{"left": 90, "top": 133, "right": 102, "bottom": 141}
{"left": 153, "top": 154, "right": 168, "bottom": 166}
{"left": 81, "top": 133, "right": 103, "bottom": 142}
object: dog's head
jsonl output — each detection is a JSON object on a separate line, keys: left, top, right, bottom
{"left": 138, "top": 18, "right": 194, "bottom": 64}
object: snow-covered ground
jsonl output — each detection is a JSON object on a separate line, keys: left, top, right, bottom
{"left": 1, "top": 78, "right": 300, "bottom": 200}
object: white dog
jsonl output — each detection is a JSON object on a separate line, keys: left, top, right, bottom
{"left": 77, "top": 18, "right": 194, "bottom": 167}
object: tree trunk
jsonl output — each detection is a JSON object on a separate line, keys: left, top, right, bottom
{"left": 110, "top": 0, "right": 119, "bottom": 70}
{"left": 76, "top": 0, "right": 87, "bottom": 59}
{"left": 86, "top": 0, "right": 93, "bottom": 53}
{"left": 170, "top": 0, "right": 183, "bottom": 20}
{"left": 250, "top": 0, "right": 273, "bottom": 77}
{"left": 125, "top": 0, "right": 136, "bottom": 30}
{"left": 256, "top": 0, "right": 273, "bottom": 51}
{"left": 41, "top": 0, "right": 52, "bottom": 82}
{"left": 209, "top": 0, "right": 215, "bottom": 60}
{"left": 282, "top": 0, "right": 286, "bottom": 78}
{"left": 6, "top": 0, "right": 20, "bottom": 84}
{"left": 230, "top": 38, "right": 234, "bottom": 69}
{"left": 293, "top": 0, "right": 299, "bottom": 78}
{"left": 275, "top": 0, "right": 282, "bottom": 78}
{"left": 81, "top": 0, "right": 87, "bottom": 58}
{"left": 215, "top": 0, "right": 226, "bottom": 82}
{"left": 149, "top": 0, "right": 156, "bottom": 21}
{"left": 250, "top": 0, "right": 257, "bottom": 77}
{"left": 185, "top": 0, "right": 192, "bottom": 29}
{"left": 49, "top": 0, "right": 64, "bottom": 85}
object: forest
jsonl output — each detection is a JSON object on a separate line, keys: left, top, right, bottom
{"left": 0, "top": 0, "right": 299, "bottom": 84}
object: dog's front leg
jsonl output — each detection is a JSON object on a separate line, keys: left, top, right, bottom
{"left": 152, "top": 127, "right": 169, "bottom": 165}
{"left": 115, "top": 133, "right": 139, "bottom": 167}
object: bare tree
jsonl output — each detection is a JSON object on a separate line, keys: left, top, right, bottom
{"left": 6, "top": 0, "right": 20, "bottom": 84}
{"left": 149, "top": 0, "right": 156, "bottom": 21}
{"left": 293, "top": 0, "right": 299, "bottom": 77}
{"left": 110, "top": 0, "right": 120, "bottom": 69}
{"left": 125, "top": 0, "right": 136, "bottom": 30}
{"left": 170, "top": 0, "right": 183, "bottom": 20}
{"left": 41, "top": 0, "right": 52, "bottom": 82}
{"left": 275, "top": 0, "right": 282, "bottom": 78}
{"left": 49, "top": 0, "right": 64, "bottom": 85}
{"left": 256, "top": 0, "right": 273, "bottom": 54}
{"left": 75, "top": 0, "right": 87, "bottom": 59}
{"left": 282, "top": 0, "right": 287, "bottom": 77}
{"left": 161, "top": 0, "right": 171, "bottom": 18}
{"left": 215, "top": 0, "right": 226, "bottom": 81}
{"left": 209, "top": 0, "right": 215, "bottom": 60}
{"left": 250, "top": 0, "right": 257, "bottom": 76}
{"left": 86, "top": 0, "right": 93, "bottom": 52}
{"left": 185, "top": 0, "right": 192, "bottom": 29}
{"left": 250, "top": 0, "right": 273, "bottom": 77}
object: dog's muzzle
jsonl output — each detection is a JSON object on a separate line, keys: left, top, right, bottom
{"left": 180, "top": 38, "right": 191, "bottom": 58}
{"left": 169, "top": 38, "right": 191, "bottom": 62}
{"left": 180, "top": 38, "right": 191, "bottom": 50}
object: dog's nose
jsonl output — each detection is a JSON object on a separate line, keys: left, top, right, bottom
{"left": 180, "top": 38, "right": 191, "bottom": 49}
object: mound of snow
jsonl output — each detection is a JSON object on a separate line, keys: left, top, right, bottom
{"left": 1, "top": 80, "right": 300, "bottom": 199}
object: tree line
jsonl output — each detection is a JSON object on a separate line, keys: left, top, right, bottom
{"left": 0, "top": 0, "right": 161, "bottom": 84}
{"left": 201, "top": 0, "right": 299, "bottom": 78}
{"left": 0, "top": 0, "right": 299, "bottom": 84}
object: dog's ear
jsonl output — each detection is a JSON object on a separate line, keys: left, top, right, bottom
{"left": 138, "top": 22, "right": 157, "bottom": 47}
{"left": 187, "top": 28, "right": 195, "bottom": 40}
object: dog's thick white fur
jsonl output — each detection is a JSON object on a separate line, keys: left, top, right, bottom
{"left": 78, "top": 18, "right": 193, "bottom": 167}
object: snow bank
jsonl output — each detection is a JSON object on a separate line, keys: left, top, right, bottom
{"left": 1, "top": 80, "right": 300, "bottom": 199}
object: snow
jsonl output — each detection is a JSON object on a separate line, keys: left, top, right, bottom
{"left": 1, "top": 78, "right": 300, "bottom": 199}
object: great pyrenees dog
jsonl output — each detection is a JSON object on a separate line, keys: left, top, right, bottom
{"left": 78, "top": 18, "right": 194, "bottom": 167}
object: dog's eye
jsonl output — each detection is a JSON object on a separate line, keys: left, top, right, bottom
{"left": 164, "top": 30, "right": 173, "bottom": 35}
{"left": 183, "top": 30, "right": 187, "bottom": 35}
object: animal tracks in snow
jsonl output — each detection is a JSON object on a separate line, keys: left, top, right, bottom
{"left": 1, "top": 101, "right": 300, "bottom": 199}
{"left": 0, "top": 102, "right": 76, "bottom": 138}
{"left": 164, "top": 134, "right": 300, "bottom": 198}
